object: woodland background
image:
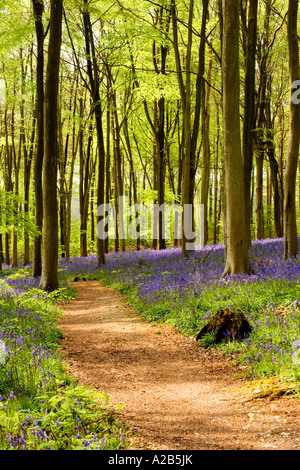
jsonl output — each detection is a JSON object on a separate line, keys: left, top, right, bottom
{"left": 0, "top": 0, "right": 299, "bottom": 289}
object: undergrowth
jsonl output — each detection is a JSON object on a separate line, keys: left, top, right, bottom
{"left": 1, "top": 237, "right": 300, "bottom": 449}
{"left": 0, "top": 268, "right": 129, "bottom": 450}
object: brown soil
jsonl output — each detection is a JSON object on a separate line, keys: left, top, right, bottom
{"left": 59, "top": 280, "right": 300, "bottom": 450}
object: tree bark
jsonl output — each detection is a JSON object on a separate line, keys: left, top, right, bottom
{"left": 32, "top": 0, "right": 44, "bottom": 277}
{"left": 242, "top": 0, "right": 258, "bottom": 245}
{"left": 124, "top": 116, "right": 140, "bottom": 250}
{"left": 171, "top": 0, "right": 195, "bottom": 256}
{"left": 39, "top": 0, "right": 62, "bottom": 291}
{"left": 284, "top": 0, "right": 300, "bottom": 258}
{"left": 200, "top": 53, "right": 212, "bottom": 245}
{"left": 255, "top": 144, "right": 264, "bottom": 240}
{"left": 83, "top": 2, "right": 106, "bottom": 265}
{"left": 222, "top": 0, "right": 251, "bottom": 276}
{"left": 11, "top": 103, "right": 20, "bottom": 268}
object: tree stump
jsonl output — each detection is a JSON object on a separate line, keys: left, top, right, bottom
{"left": 196, "top": 307, "right": 252, "bottom": 343}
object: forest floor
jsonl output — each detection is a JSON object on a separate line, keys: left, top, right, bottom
{"left": 59, "top": 280, "right": 300, "bottom": 450}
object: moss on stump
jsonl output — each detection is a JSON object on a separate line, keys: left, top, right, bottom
{"left": 196, "top": 307, "right": 252, "bottom": 344}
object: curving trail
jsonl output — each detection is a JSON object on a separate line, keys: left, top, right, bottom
{"left": 59, "top": 280, "right": 300, "bottom": 450}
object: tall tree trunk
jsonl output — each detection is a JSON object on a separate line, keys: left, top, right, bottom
{"left": 111, "top": 112, "right": 119, "bottom": 252}
{"left": 222, "top": 0, "right": 251, "bottom": 276}
{"left": 213, "top": 100, "right": 220, "bottom": 245}
{"left": 267, "top": 136, "right": 282, "bottom": 238}
{"left": 105, "top": 93, "right": 111, "bottom": 254}
{"left": 111, "top": 92, "right": 125, "bottom": 251}
{"left": 79, "top": 99, "right": 93, "bottom": 258}
{"left": 4, "top": 112, "right": 13, "bottom": 266}
{"left": 65, "top": 91, "right": 79, "bottom": 260}
{"left": 152, "top": 100, "right": 158, "bottom": 249}
{"left": 171, "top": 0, "right": 195, "bottom": 256}
{"left": 255, "top": 144, "right": 264, "bottom": 239}
{"left": 22, "top": 48, "right": 35, "bottom": 267}
{"left": 284, "top": 0, "right": 300, "bottom": 258}
{"left": 124, "top": 117, "right": 140, "bottom": 250}
{"left": 192, "top": 0, "right": 209, "bottom": 241}
{"left": 83, "top": 2, "right": 106, "bottom": 265}
{"left": 58, "top": 103, "right": 68, "bottom": 259}
{"left": 32, "top": 0, "right": 44, "bottom": 277}
{"left": 200, "top": 53, "right": 212, "bottom": 245}
{"left": 11, "top": 104, "right": 20, "bottom": 268}
{"left": 39, "top": 0, "right": 62, "bottom": 291}
{"left": 242, "top": 0, "right": 258, "bottom": 245}
{"left": 90, "top": 171, "right": 96, "bottom": 252}
{"left": 278, "top": 104, "right": 285, "bottom": 236}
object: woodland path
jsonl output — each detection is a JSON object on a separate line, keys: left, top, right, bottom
{"left": 59, "top": 280, "right": 300, "bottom": 450}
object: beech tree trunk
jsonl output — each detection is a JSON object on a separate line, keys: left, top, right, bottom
{"left": 39, "top": 0, "right": 62, "bottom": 291}
{"left": 200, "top": 53, "right": 212, "bottom": 245}
{"left": 222, "top": 0, "right": 251, "bottom": 276}
{"left": 83, "top": 2, "right": 106, "bottom": 265}
{"left": 242, "top": 0, "right": 258, "bottom": 245}
{"left": 255, "top": 143, "right": 264, "bottom": 240}
{"left": 171, "top": 0, "right": 195, "bottom": 256}
{"left": 284, "top": 0, "right": 300, "bottom": 258}
{"left": 32, "top": 0, "right": 44, "bottom": 277}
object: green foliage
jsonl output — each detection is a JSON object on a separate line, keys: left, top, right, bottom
{"left": 0, "top": 385, "right": 128, "bottom": 450}
{"left": 0, "top": 269, "right": 129, "bottom": 450}
{"left": 197, "top": 332, "right": 215, "bottom": 349}
{"left": 0, "top": 191, "right": 41, "bottom": 238}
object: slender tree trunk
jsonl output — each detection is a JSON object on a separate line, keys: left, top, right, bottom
{"left": 174, "top": 118, "right": 183, "bottom": 247}
{"left": 112, "top": 95, "right": 125, "bottom": 251}
{"left": 284, "top": 0, "right": 300, "bottom": 258}
{"left": 39, "top": 0, "right": 62, "bottom": 291}
{"left": 200, "top": 54, "right": 212, "bottom": 245}
{"left": 152, "top": 100, "right": 158, "bottom": 249}
{"left": 157, "top": 96, "right": 166, "bottom": 250}
{"left": 11, "top": 104, "right": 20, "bottom": 268}
{"left": 213, "top": 101, "right": 220, "bottom": 245}
{"left": 83, "top": 2, "right": 106, "bottom": 265}
{"left": 90, "top": 171, "right": 96, "bottom": 252}
{"left": 124, "top": 117, "right": 140, "bottom": 250}
{"left": 255, "top": 146, "right": 264, "bottom": 239}
{"left": 268, "top": 177, "right": 272, "bottom": 238}
{"left": 105, "top": 93, "right": 111, "bottom": 254}
{"left": 22, "top": 48, "right": 35, "bottom": 267}
{"left": 267, "top": 137, "right": 282, "bottom": 238}
{"left": 79, "top": 99, "right": 93, "bottom": 258}
{"left": 242, "top": 0, "right": 258, "bottom": 246}
{"left": 4, "top": 115, "right": 13, "bottom": 266}
{"left": 278, "top": 104, "right": 285, "bottom": 236}
{"left": 32, "top": 0, "right": 44, "bottom": 277}
{"left": 192, "top": 0, "right": 209, "bottom": 241}
{"left": 111, "top": 112, "right": 119, "bottom": 252}
{"left": 65, "top": 116, "right": 78, "bottom": 260}
{"left": 58, "top": 108, "right": 68, "bottom": 259}
{"left": 171, "top": 0, "right": 195, "bottom": 256}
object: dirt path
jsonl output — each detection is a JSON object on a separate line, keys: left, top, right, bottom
{"left": 59, "top": 280, "right": 300, "bottom": 450}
